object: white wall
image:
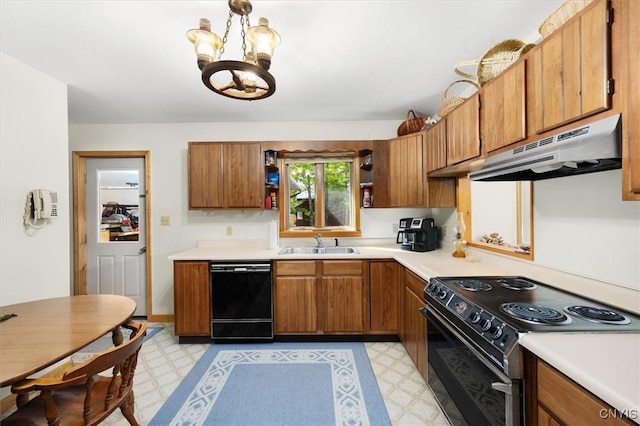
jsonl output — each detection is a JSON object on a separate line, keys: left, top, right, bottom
{"left": 534, "top": 169, "right": 640, "bottom": 289}
{"left": 439, "top": 169, "right": 640, "bottom": 292}
{"left": 0, "top": 53, "right": 70, "bottom": 305}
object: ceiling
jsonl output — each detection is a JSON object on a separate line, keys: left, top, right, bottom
{"left": 0, "top": 0, "right": 563, "bottom": 124}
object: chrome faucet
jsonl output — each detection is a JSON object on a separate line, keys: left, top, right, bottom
{"left": 314, "top": 235, "right": 324, "bottom": 248}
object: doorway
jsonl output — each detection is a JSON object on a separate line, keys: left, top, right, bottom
{"left": 72, "top": 151, "right": 151, "bottom": 317}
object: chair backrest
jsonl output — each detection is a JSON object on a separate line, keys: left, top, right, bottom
{"left": 62, "top": 320, "right": 147, "bottom": 382}
{"left": 5, "top": 320, "right": 147, "bottom": 426}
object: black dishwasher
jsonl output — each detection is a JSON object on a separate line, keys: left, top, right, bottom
{"left": 210, "top": 261, "right": 273, "bottom": 340}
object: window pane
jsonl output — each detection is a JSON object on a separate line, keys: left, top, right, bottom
{"left": 99, "top": 170, "right": 139, "bottom": 242}
{"left": 323, "top": 162, "right": 352, "bottom": 227}
{"left": 288, "top": 163, "right": 316, "bottom": 228}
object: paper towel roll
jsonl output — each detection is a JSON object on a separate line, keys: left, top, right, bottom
{"left": 268, "top": 220, "right": 279, "bottom": 249}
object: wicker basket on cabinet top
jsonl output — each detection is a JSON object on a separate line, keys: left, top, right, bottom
{"left": 454, "top": 39, "right": 535, "bottom": 87}
{"left": 436, "top": 80, "right": 479, "bottom": 118}
{"left": 538, "top": 0, "right": 593, "bottom": 38}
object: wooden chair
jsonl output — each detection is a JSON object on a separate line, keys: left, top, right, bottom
{"left": 3, "top": 320, "right": 147, "bottom": 426}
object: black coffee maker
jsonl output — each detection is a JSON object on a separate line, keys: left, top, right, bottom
{"left": 396, "top": 217, "right": 438, "bottom": 252}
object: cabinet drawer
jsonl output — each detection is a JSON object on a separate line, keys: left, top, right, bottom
{"left": 275, "top": 261, "right": 316, "bottom": 276}
{"left": 537, "top": 360, "right": 633, "bottom": 425}
{"left": 322, "top": 260, "right": 363, "bottom": 276}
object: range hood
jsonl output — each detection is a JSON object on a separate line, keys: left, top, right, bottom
{"left": 469, "top": 114, "right": 621, "bottom": 181}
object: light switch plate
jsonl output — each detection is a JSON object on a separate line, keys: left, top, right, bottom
{"left": 160, "top": 216, "right": 170, "bottom": 226}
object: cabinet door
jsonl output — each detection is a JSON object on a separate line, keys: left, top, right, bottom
{"left": 274, "top": 276, "right": 317, "bottom": 333}
{"left": 368, "top": 261, "right": 398, "bottom": 333}
{"left": 320, "top": 260, "right": 364, "bottom": 333}
{"left": 274, "top": 261, "right": 317, "bottom": 333}
{"left": 402, "top": 285, "right": 428, "bottom": 382}
{"left": 424, "top": 121, "right": 448, "bottom": 172}
{"left": 482, "top": 61, "right": 527, "bottom": 153}
{"left": 446, "top": 93, "right": 481, "bottom": 165}
{"left": 188, "top": 143, "right": 223, "bottom": 209}
{"left": 173, "top": 261, "right": 211, "bottom": 336}
{"left": 536, "top": 0, "right": 610, "bottom": 132}
{"left": 388, "top": 133, "right": 424, "bottom": 207}
{"left": 625, "top": 0, "right": 640, "bottom": 199}
{"left": 402, "top": 269, "right": 428, "bottom": 380}
{"left": 224, "top": 143, "right": 263, "bottom": 209}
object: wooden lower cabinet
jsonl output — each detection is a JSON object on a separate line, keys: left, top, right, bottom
{"left": 173, "top": 261, "right": 211, "bottom": 336}
{"left": 274, "top": 260, "right": 364, "bottom": 334}
{"left": 368, "top": 261, "right": 399, "bottom": 334}
{"left": 274, "top": 260, "right": 317, "bottom": 333}
{"left": 400, "top": 267, "right": 428, "bottom": 382}
{"left": 526, "top": 352, "right": 635, "bottom": 425}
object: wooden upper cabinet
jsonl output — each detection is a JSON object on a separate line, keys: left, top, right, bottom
{"left": 446, "top": 93, "right": 481, "bottom": 165}
{"left": 623, "top": 0, "right": 640, "bottom": 200}
{"left": 223, "top": 143, "right": 263, "bottom": 209}
{"left": 188, "top": 143, "right": 223, "bottom": 209}
{"left": 531, "top": 0, "right": 611, "bottom": 133}
{"left": 380, "top": 133, "right": 424, "bottom": 207}
{"left": 188, "top": 142, "right": 263, "bottom": 210}
{"left": 481, "top": 61, "right": 527, "bottom": 153}
{"left": 424, "top": 121, "right": 448, "bottom": 172}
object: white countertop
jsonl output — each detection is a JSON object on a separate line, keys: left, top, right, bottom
{"left": 169, "top": 242, "right": 640, "bottom": 416}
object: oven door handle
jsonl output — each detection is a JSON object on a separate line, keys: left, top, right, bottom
{"left": 426, "top": 305, "right": 512, "bottom": 384}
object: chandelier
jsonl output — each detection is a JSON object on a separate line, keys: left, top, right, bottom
{"left": 187, "top": 0, "right": 281, "bottom": 100}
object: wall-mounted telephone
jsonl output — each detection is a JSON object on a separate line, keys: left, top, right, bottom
{"left": 31, "top": 189, "right": 58, "bottom": 219}
{"left": 23, "top": 189, "right": 58, "bottom": 230}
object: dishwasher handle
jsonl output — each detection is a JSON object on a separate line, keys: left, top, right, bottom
{"left": 210, "top": 263, "right": 271, "bottom": 273}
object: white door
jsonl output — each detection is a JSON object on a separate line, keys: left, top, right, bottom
{"left": 86, "top": 158, "right": 146, "bottom": 316}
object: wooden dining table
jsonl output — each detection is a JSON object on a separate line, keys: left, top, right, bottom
{"left": 0, "top": 294, "right": 136, "bottom": 387}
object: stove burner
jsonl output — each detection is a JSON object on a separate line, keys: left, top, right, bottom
{"left": 498, "top": 278, "right": 537, "bottom": 291}
{"left": 454, "top": 279, "right": 492, "bottom": 292}
{"left": 501, "top": 303, "right": 571, "bottom": 325}
{"left": 564, "top": 306, "right": 631, "bottom": 325}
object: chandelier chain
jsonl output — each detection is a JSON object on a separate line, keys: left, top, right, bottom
{"left": 220, "top": 9, "right": 235, "bottom": 59}
{"left": 240, "top": 15, "right": 248, "bottom": 61}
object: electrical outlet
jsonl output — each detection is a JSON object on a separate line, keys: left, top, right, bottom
{"left": 225, "top": 225, "right": 233, "bottom": 236}
{"left": 160, "top": 216, "right": 170, "bottom": 226}
{"left": 442, "top": 225, "right": 447, "bottom": 238}
{"left": 392, "top": 223, "right": 399, "bottom": 233}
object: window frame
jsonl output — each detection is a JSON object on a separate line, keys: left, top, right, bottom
{"left": 279, "top": 152, "right": 361, "bottom": 238}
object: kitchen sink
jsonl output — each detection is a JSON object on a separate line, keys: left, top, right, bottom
{"left": 278, "top": 246, "right": 359, "bottom": 255}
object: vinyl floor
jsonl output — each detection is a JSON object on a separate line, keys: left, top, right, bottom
{"left": 11, "top": 322, "right": 451, "bottom": 425}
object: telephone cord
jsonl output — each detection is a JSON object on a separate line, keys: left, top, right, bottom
{"left": 23, "top": 193, "right": 44, "bottom": 230}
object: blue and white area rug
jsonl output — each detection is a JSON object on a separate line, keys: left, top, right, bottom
{"left": 151, "top": 342, "right": 391, "bottom": 426}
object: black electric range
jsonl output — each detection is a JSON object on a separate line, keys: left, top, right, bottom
{"left": 422, "top": 276, "right": 640, "bottom": 426}
{"left": 423, "top": 275, "right": 640, "bottom": 378}
{"left": 426, "top": 276, "right": 640, "bottom": 333}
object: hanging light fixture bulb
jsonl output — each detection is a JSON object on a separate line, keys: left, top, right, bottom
{"left": 186, "top": 0, "right": 280, "bottom": 100}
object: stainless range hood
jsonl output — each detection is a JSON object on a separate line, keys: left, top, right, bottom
{"left": 469, "top": 114, "right": 621, "bottom": 181}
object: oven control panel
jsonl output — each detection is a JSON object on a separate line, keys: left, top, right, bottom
{"left": 425, "top": 281, "right": 518, "bottom": 352}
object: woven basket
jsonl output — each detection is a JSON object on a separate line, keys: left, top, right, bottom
{"left": 437, "top": 80, "right": 480, "bottom": 118}
{"left": 397, "top": 110, "right": 430, "bottom": 137}
{"left": 454, "top": 39, "right": 535, "bottom": 86}
{"left": 539, "top": 0, "right": 592, "bottom": 38}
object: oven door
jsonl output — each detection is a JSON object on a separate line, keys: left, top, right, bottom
{"left": 424, "top": 305, "right": 522, "bottom": 426}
